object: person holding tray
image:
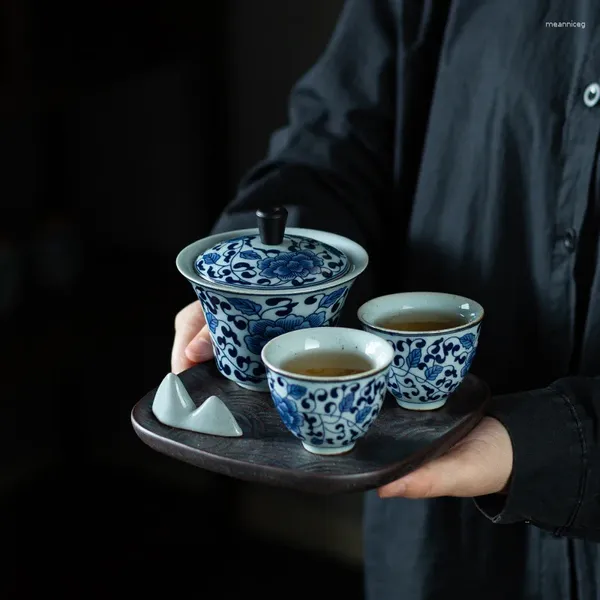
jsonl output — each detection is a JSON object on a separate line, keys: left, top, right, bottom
{"left": 171, "top": 1, "right": 600, "bottom": 598}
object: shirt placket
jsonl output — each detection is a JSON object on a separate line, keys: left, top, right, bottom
{"left": 578, "top": 67, "right": 600, "bottom": 374}
{"left": 550, "top": 33, "right": 600, "bottom": 376}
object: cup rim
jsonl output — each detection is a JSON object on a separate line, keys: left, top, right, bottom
{"left": 357, "top": 291, "right": 485, "bottom": 335}
{"left": 261, "top": 326, "right": 394, "bottom": 383}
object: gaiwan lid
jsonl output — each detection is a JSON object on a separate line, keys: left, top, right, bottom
{"left": 195, "top": 207, "right": 352, "bottom": 290}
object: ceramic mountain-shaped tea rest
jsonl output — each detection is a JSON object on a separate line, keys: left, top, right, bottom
{"left": 152, "top": 373, "right": 242, "bottom": 437}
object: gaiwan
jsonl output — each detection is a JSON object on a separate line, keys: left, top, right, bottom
{"left": 176, "top": 207, "right": 369, "bottom": 391}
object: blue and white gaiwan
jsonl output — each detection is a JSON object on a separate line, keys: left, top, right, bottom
{"left": 176, "top": 207, "right": 368, "bottom": 391}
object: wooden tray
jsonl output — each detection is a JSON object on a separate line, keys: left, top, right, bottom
{"left": 131, "top": 362, "right": 490, "bottom": 495}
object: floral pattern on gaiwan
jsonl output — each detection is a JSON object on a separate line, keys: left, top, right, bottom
{"left": 194, "top": 284, "right": 350, "bottom": 390}
{"left": 259, "top": 250, "right": 323, "bottom": 281}
{"left": 266, "top": 371, "right": 388, "bottom": 449}
{"left": 370, "top": 322, "right": 482, "bottom": 405}
{"left": 195, "top": 234, "right": 350, "bottom": 290}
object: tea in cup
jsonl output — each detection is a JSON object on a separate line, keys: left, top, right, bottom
{"left": 357, "top": 292, "right": 484, "bottom": 410}
{"left": 261, "top": 327, "right": 394, "bottom": 454}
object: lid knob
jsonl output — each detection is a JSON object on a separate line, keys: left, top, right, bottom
{"left": 256, "top": 206, "right": 288, "bottom": 245}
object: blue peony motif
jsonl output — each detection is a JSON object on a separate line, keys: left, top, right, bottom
{"left": 272, "top": 391, "right": 304, "bottom": 434}
{"left": 245, "top": 312, "right": 327, "bottom": 354}
{"left": 257, "top": 250, "right": 324, "bottom": 281}
{"left": 195, "top": 235, "right": 349, "bottom": 289}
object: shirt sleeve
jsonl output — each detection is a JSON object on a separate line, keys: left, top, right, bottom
{"left": 474, "top": 376, "right": 600, "bottom": 542}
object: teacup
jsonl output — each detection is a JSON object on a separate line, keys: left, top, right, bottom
{"left": 357, "top": 292, "right": 484, "bottom": 410}
{"left": 261, "top": 327, "right": 394, "bottom": 455}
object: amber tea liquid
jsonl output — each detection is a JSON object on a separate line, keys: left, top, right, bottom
{"left": 376, "top": 311, "right": 469, "bottom": 332}
{"left": 282, "top": 351, "right": 373, "bottom": 377}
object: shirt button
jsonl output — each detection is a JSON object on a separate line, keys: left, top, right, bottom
{"left": 584, "top": 83, "right": 600, "bottom": 107}
{"left": 563, "top": 228, "right": 577, "bottom": 252}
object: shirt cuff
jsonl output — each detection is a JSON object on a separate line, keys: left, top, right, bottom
{"left": 473, "top": 385, "right": 585, "bottom": 533}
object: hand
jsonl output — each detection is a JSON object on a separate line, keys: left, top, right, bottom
{"left": 171, "top": 301, "right": 214, "bottom": 374}
{"left": 378, "top": 416, "right": 513, "bottom": 499}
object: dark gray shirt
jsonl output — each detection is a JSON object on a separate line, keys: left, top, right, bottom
{"left": 211, "top": 1, "right": 600, "bottom": 598}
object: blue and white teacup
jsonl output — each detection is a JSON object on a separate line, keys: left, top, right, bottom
{"left": 357, "top": 292, "right": 484, "bottom": 411}
{"left": 261, "top": 327, "right": 394, "bottom": 455}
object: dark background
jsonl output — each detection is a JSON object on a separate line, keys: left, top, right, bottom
{"left": 1, "top": 1, "right": 368, "bottom": 597}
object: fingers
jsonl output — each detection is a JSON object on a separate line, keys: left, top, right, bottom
{"left": 171, "top": 301, "right": 213, "bottom": 374}
{"left": 184, "top": 325, "right": 214, "bottom": 363}
{"left": 378, "top": 440, "right": 480, "bottom": 499}
{"left": 378, "top": 417, "right": 513, "bottom": 499}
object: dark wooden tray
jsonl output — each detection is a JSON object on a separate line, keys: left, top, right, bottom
{"left": 131, "top": 362, "right": 490, "bottom": 495}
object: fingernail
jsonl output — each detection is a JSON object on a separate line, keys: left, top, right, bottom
{"left": 185, "top": 338, "right": 213, "bottom": 361}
